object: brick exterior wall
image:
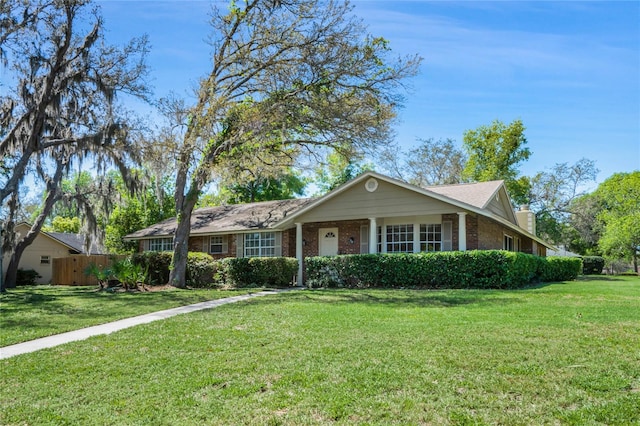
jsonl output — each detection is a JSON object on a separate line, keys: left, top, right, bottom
{"left": 477, "top": 216, "right": 504, "bottom": 250}
{"left": 441, "top": 213, "right": 479, "bottom": 251}
{"left": 182, "top": 231, "right": 298, "bottom": 259}
{"left": 302, "top": 219, "right": 370, "bottom": 257}
{"left": 137, "top": 214, "right": 544, "bottom": 260}
{"left": 282, "top": 229, "right": 295, "bottom": 258}
{"left": 185, "top": 234, "right": 237, "bottom": 260}
{"left": 476, "top": 215, "right": 536, "bottom": 254}
{"left": 520, "top": 236, "right": 534, "bottom": 255}
{"left": 466, "top": 214, "right": 479, "bottom": 250}
{"left": 188, "top": 236, "right": 207, "bottom": 252}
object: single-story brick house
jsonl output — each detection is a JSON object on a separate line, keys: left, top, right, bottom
{"left": 125, "top": 171, "right": 551, "bottom": 285}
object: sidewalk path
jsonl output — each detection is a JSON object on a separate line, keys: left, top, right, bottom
{"left": 1, "top": 289, "right": 290, "bottom": 360}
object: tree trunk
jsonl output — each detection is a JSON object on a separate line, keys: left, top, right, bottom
{"left": 168, "top": 193, "right": 198, "bottom": 288}
{"left": 4, "top": 217, "right": 51, "bottom": 288}
{"left": 168, "top": 215, "right": 191, "bottom": 288}
{"left": 4, "top": 245, "right": 27, "bottom": 289}
{"left": 2, "top": 161, "right": 63, "bottom": 290}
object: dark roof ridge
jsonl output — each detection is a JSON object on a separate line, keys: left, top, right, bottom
{"left": 193, "top": 197, "right": 313, "bottom": 212}
{"left": 423, "top": 179, "right": 504, "bottom": 189}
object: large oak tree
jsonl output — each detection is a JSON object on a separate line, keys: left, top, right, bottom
{"left": 163, "top": 0, "right": 421, "bottom": 288}
{"left": 528, "top": 158, "right": 599, "bottom": 246}
{"left": 596, "top": 171, "right": 640, "bottom": 272}
{"left": 380, "top": 138, "right": 466, "bottom": 187}
{"left": 0, "top": 0, "right": 149, "bottom": 290}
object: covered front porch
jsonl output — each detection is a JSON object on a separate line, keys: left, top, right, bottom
{"left": 291, "top": 213, "right": 471, "bottom": 285}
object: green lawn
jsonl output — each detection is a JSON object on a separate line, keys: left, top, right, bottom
{"left": 0, "top": 285, "right": 256, "bottom": 346}
{"left": 1, "top": 277, "right": 639, "bottom": 425}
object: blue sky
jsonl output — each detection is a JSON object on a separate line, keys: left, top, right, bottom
{"left": 99, "top": 0, "right": 640, "bottom": 186}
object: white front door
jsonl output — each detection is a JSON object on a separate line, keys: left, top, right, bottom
{"left": 319, "top": 228, "right": 339, "bottom": 256}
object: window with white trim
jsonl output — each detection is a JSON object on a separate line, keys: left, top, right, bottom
{"left": 386, "top": 224, "right": 414, "bottom": 253}
{"left": 148, "top": 238, "right": 173, "bottom": 251}
{"left": 40, "top": 255, "right": 50, "bottom": 265}
{"left": 209, "top": 235, "right": 228, "bottom": 254}
{"left": 244, "top": 232, "right": 276, "bottom": 257}
{"left": 420, "top": 224, "right": 442, "bottom": 252}
{"left": 503, "top": 234, "right": 514, "bottom": 251}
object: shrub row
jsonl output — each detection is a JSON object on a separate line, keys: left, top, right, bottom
{"left": 15, "top": 269, "right": 42, "bottom": 286}
{"left": 220, "top": 257, "right": 298, "bottom": 288}
{"left": 581, "top": 256, "right": 605, "bottom": 275}
{"left": 130, "top": 251, "right": 298, "bottom": 288}
{"left": 126, "top": 250, "right": 582, "bottom": 289}
{"left": 305, "top": 251, "right": 582, "bottom": 289}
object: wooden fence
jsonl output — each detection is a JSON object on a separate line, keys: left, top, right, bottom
{"left": 52, "top": 255, "right": 123, "bottom": 286}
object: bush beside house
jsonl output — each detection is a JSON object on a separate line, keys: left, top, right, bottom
{"left": 306, "top": 251, "right": 582, "bottom": 289}
{"left": 130, "top": 252, "right": 298, "bottom": 288}
{"left": 15, "top": 269, "right": 42, "bottom": 286}
{"left": 220, "top": 257, "right": 298, "bottom": 288}
{"left": 581, "top": 256, "right": 605, "bottom": 275}
{"left": 121, "top": 250, "right": 581, "bottom": 289}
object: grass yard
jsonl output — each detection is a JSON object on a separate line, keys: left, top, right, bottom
{"left": 0, "top": 285, "right": 256, "bottom": 346}
{"left": 1, "top": 276, "right": 639, "bottom": 425}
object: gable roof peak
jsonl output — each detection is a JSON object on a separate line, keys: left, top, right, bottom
{"left": 423, "top": 180, "right": 507, "bottom": 210}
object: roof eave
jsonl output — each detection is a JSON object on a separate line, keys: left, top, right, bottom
{"left": 15, "top": 222, "right": 85, "bottom": 252}
{"left": 278, "top": 171, "right": 506, "bottom": 228}
{"left": 483, "top": 211, "right": 555, "bottom": 250}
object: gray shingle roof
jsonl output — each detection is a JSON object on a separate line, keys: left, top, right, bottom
{"left": 125, "top": 198, "right": 315, "bottom": 239}
{"left": 47, "top": 232, "right": 105, "bottom": 255}
{"left": 424, "top": 180, "right": 503, "bottom": 209}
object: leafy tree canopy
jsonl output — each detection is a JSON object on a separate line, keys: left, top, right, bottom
{"left": 528, "top": 158, "right": 599, "bottom": 247}
{"left": 314, "top": 150, "right": 373, "bottom": 195}
{"left": 1, "top": 0, "right": 149, "bottom": 290}
{"left": 160, "top": 0, "right": 421, "bottom": 287}
{"left": 204, "top": 170, "right": 307, "bottom": 205}
{"left": 595, "top": 171, "right": 640, "bottom": 271}
{"left": 43, "top": 216, "right": 81, "bottom": 234}
{"left": 380, "top": 138, "right": 466, "bottom": 187}
{"left": 104, "top": 172, "right": 174, "bottom": 254}
{"left": 462, "top": 119, "right": 531, "bottom": 205}
{"left": 599, "top": 213, "right": 640, "bottom": 272}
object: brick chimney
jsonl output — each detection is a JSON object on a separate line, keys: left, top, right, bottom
{"left": 516, "top": 204, "right": 536, "bottom": 236}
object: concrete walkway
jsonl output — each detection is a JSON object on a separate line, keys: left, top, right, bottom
{"left": 1, "top": 289, "right": 290, "bottom": 360}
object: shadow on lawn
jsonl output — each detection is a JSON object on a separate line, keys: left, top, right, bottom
{"left": 578, "top": 275, "right": 631, "bottom": 282}
{"left": 250, "top": 289, "right": 522, "bottom": 309}
{"left": 0, "top": 286, "right": 231, "bottom": 339}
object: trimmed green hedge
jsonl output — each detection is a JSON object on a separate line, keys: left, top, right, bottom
{"left": 128, "top": 250, "right": 581, "bottom": 289}
{"left": 305, "top": 251, "right": 582, "bottom": 289}
{"left": 131, "top": 251, "right": 172, "bottom": 285}
{"left": 538, "top": 256, "right": 583, "bottom": 282}
{"left": 582, "top": 256, "right": 605, "bottom": 275}
{"left": 16, "top": 269, "right": 41, "bottom": 286}
{"left": 130, "top": 251, "right": 297, "bottom": 288}
{"left": 220, "top": 257, "right": 298, "bottom": 288}
{"left": 185, "top": 252, "right": 220, "bottom": 288}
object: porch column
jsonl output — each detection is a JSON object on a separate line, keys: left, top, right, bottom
{"left": 295, "top": 222, "right": 304, "bottom": 286}
{"left": 458, "top": 212, "right": 467, "bottom": 251}
{"left": 368, "top": 218, "right": 377, "bottom": 254}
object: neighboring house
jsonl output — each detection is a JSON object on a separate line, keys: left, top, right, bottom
{"left": 547, "top": 246, "right": 582, "bottom": 257}
{"left": 125, "top": 171, "right": 553, "bottom": 285}
{"left": 1, "top": 223, "right": 103, "bottom": 284}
